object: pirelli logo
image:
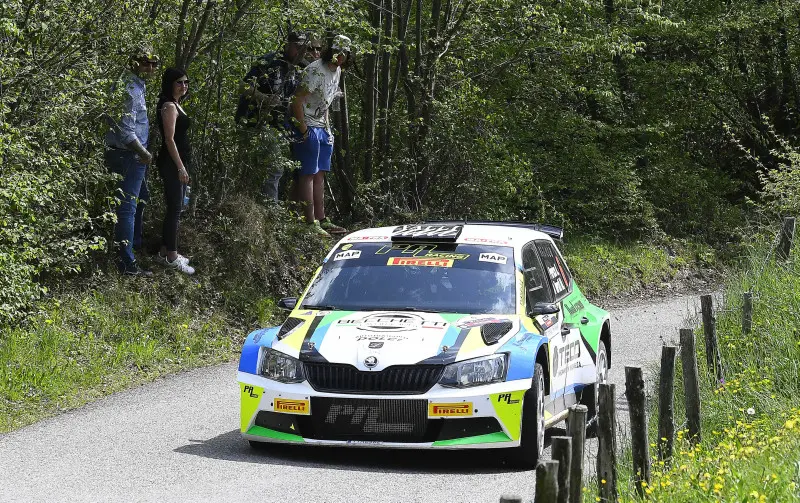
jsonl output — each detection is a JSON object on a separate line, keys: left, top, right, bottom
{"left": 428, "top": 402, "right": 473, "bottom": 417}
{"left": 274, "top": 398, "right": 310, "bottom": 415}
{"left": 387, "top": 257, "right": 455, "bottom": 268}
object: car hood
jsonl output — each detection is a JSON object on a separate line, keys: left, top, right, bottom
{"left": 270, "top": 310, "right": 521, "bottom": 370}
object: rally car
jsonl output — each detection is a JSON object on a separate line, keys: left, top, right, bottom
{"left": 237, "top": 222, "right": 611, "bottom": 466}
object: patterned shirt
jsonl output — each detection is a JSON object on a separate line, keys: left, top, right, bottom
{"left": 235, "top": 52, "right": 301, "bottom": 128}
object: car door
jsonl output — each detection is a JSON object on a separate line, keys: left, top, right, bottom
{"left": 521, "top": 242, "right": 566, "bottom": 415}
{"left": 535, "top": 240, "right": 584, "bottom": 410}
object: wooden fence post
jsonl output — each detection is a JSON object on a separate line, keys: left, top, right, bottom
{"left": 536, "top": 460, "right": 560, "bottom": 501}
{"left": 680, "top": 328, "right": 702, "bottom": 443}
{"left": 596, "top": 383, "right": 618, "bottom": 502}
{"left": 625, "top": 366, "right": 651, "bottom": 497}
{"left": 778, "top": 216, "right": 796, "bottom": 261}
{"left": 552, "top": 436, "right": 572, "bottom": 503}
{"left": 701, "top": 294, "right": 724, "bottom": 383}
{"left": 658, "top": 345, "right": 677, "bottom": 463}
{"left": 567, "top": 404, "right": 587, "bottom": 503}
{"left": 742, "top": 291, "right": 753, "bottom": 335}
{"left": 498, "top": 496, "right": 522, "bottom": 503}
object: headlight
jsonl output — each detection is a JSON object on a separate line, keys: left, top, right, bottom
{"left": 439, "top": 353, "right": 508, "bottom": 388}
{"left": 260, "top": 349, "right": 305, "bottom": 383}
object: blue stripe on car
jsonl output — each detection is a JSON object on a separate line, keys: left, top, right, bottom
{"left": 239, "top": 327, "right": 280, "bottom": 374}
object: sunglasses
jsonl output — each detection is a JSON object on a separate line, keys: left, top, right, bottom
{"left": 176, "top": 79, "right": 190, "bottom": 85}
{"left": 309, "top": 46, "right": 322, "bottom": 51}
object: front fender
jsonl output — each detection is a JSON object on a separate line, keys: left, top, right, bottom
{"left": 501, "top": 327, "right": 547, "bottom": 381}
{"left": 238, "top": 326, "right": 280, "bottom": 374}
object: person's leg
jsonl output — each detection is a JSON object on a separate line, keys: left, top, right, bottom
{"left": 314, "top": 131, "right": 346, "bottom": 234}
{"left": 313, "top": 171, "right": 325, "bottom": 221}
{"left": 133, "top": 169, "right": 149, "bottom": 252}
{"left": 299, "top": 174, "right": 315, "bottom": 223}
{"left": 294, "top": 128, "right": 322, "bottom": 224}
{"left": 159, "top": 163, "right": 182, "bottom": 261}
{"left": 261, "top": 130, "right": 285, "bottom": 202}
{"left": 313, "top": 129, "right": 334, "bottom": 221}
{"left": 110, "top": 151, "right": 146, "bottom": 271}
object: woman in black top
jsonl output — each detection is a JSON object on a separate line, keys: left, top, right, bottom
{"left": 156, "top": 67, "right": 195, "bottom": 275}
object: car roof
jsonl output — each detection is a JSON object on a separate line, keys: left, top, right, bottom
{"left": 337, "top": 222, "right": 559, "bottom": 250}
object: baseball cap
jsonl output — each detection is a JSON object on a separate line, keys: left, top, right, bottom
{"left": 331, "top": 35, "right": 351, "bottom": 52}
{"left": 132, "top": 44, "right": 160, "bottom": 63}
{"left": 287, "top": 31, "right": 308, "bottom": 44}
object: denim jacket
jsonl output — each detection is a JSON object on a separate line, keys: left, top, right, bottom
{"left": 105, "top": 71, "right": 149, "bottom": 150}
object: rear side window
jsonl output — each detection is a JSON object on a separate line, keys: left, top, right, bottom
{"left": 522, "top": 243, "right": 551, "bottom": 306}
{"left": 534, "top": 240, "right": 571, "bottom": 300}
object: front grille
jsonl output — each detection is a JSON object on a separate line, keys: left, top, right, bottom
{"left": 304, "top": 363, "right": 443, "bottom": 394}
{"left": 300, "top": 397, "right": 430, "bottom": 442}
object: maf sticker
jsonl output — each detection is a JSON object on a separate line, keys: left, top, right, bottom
{"left": 274, "top": 398, "right": 311, "bottom": 415}
{"left": 479, "top": 253, "right": 508, "bottom": 265}
{"left": 428, "top": 402, "right": 473, "bottom": 417}
{"left": 334, "top": 250, "right": 361, "bottom": 261}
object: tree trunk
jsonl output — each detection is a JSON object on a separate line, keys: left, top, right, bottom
{"left": 362, "top": 0, "right": 381, "bottom": 183}
{"left": 377, "top": 0, "right": 394, "bottom": 177}
{"left": 333, "top": 74, "right": 355, "bottom": 215}
{"left": 175, "top": 0, "right": 192, "bottom": 65}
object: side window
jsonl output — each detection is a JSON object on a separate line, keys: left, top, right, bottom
{"left": 522, "top": 243, "right": 552, "bottom": 307}
{"left": 553, "top": 247, "right": 572, "bottom": 290}
{"left": 535, "top": 240, "right": 571, "bottom": 301}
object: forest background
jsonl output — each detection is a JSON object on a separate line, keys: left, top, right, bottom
{"left": 4, "top": 0, "right": 800, "bottom": 438}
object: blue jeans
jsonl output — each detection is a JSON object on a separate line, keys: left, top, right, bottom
{"left": 105, "top": 149, "right": 149, "bottom": 269}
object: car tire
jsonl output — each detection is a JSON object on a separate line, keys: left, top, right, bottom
{"left": 579, "top": 339, "right": 609, "bottom": 436}
{"left": 509, "top": 363, "right": 546, "bottom": 469}
{"left": 248, "top": 440, "right": 269, "bottom": 451}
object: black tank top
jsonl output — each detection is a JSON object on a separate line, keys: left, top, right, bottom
{"left": 157, "top": 99, "right": 192, "bottom": 168}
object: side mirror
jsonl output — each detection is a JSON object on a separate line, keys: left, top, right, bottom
{"left": 529, "top": 302, "right": 560, "bottom": 316}
{"left": 277, "top": 297, "right": 297, "bottom": 311}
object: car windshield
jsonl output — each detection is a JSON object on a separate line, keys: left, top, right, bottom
{"left": 301, "top": 242, "right": 516, "bottom": 314}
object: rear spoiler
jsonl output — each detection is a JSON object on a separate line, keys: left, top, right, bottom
{"left": 420, "top": 221, "right": 564, "bottom": 241}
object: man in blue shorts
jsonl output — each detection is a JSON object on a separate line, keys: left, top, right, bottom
{"left": 290, "top": 35, "right": 351, "bottom": 237}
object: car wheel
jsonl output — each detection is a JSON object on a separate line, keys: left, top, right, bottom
{"left": 248, "top": 440, "right": 269, "bottom": 451}
{"left": 580, "top": 339, "right": 609, "bottom": 434}
{"left": 510, "top": 363, "right": 545, "bottom": 468}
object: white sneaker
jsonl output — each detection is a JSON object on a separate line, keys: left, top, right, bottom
{"left": 159, "top": 253, "right": 190, "bottom": 266}
{"left": 166, "top": 256, "right": 195, "bottom": 275}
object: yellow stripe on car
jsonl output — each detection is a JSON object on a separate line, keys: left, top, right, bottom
{"left": 239, "top": 383, "right": 264, "bottom": 432}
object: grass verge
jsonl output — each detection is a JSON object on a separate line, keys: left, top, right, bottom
{"left": 604, "top": 240, "right": 800, "bottom": 502}
{"left": 563, "top": 237, "right": 718, "bottom": 300}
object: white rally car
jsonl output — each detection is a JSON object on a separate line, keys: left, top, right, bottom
{"left": 237, "top": 222, "right": 611, "bottom": 466}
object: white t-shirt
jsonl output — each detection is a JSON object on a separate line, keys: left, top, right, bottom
{"left": 300, "top": 59, "right": 341, "bottom": 129}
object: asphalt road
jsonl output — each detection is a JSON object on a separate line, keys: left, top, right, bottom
{"left": 0, "top": 292, "right": 709, "bottom": 503}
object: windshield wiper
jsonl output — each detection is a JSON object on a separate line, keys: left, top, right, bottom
{"left": 384, "top": 306, "right": 443, "bottom": 313}
{"left": 300, "top": 304, "right": 338, "bottom": 311}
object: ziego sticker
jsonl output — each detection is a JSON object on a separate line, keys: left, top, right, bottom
{"left": 479, "top": 253, "right": 508, "bottom": 265}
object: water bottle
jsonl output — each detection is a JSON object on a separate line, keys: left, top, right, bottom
{"left": 183, "top": 185, "right": 191, "bottom": 209}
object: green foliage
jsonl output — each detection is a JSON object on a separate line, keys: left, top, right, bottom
{"left": 563, "top": 237, "right": 716, "bottom": 299}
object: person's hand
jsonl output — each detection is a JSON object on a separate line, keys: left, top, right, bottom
{"left": 137, "top": 151, "right": 153, "bottom": 165}
{"left": 178, "top": 167, "right": 190, "bottom": 184}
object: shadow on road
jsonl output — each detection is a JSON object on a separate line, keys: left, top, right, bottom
{"left": 175, "top": 429, "right": 559, "bottom": 474}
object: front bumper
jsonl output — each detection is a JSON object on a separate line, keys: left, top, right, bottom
{"left": 238, "top": 371, "right": 531, "bottom": 449}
